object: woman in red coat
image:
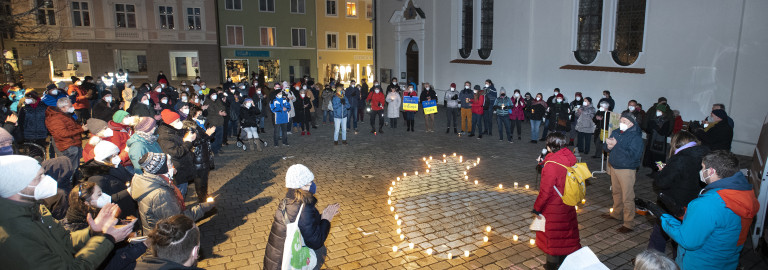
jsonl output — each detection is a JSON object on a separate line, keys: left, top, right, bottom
{"left": 532, "top": 132, "right": 581, "bottom": 270}
{"left": 469, "top": 86, "right": 485, "bottom": 138}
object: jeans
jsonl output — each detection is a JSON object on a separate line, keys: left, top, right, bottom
{"left": 258, "top": 116, "right": 265, "bottom": 129}
{"left": 60, "top": 146, "right": 81, "bottom": 191}
{"left": 177, "top": 182, "right": 188, "bottom": 198}
{"left": 323, "top": 110, "right": 332, "bottom": 123}
{"left": 577, "top": 132, "right": 592, "bottom": 154}
{"left": 334, "top": 117, "right": 347, "bottom": 141}
{"left": 530, "top": 120, "right": 542, "bottom": 141}
{"left": 211, "top": 125, "right": 223, "bottom": 154}
{"left": 460, "top": 108, "right": 472, "bottom": 132}
{"left": 471, "top": 113, "right": 482, "bottom": 135}
{"left": 273, "top": 123, "right": 289, "bottom": 145}
{"left": 648, "top": 221, "right": 678, "bottom": 258}
{"left": 496, "top": 116, "right": 511, "bottom": 140}
{"left": 347, "top": 106, "right": 358, "bottom": 129}
{"left": 540, "top": 118, "right": 550, "bottom": 139}
{"left": 243, "top": 127, "right": 259, "bottom": 138}
{"left": 228, "top": 118, "right": 239, "bottom": 137}
{"left": 446, "top": 107, "right": 458, "bottom": 129}
{"left": 510, "top": 119, "right": 522, "bottom": 138}
{"left": 483, "top": 110, "right": 493, "bottom": 134}
{"left": 370, "top": 110, "right": 384, "bottom": 130}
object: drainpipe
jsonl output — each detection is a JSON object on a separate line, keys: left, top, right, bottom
{"left": 373, "top": 0, "right": 378, "bottom": 82}
{"left": 214, "top": 0, "right": 224, "bottom": 83}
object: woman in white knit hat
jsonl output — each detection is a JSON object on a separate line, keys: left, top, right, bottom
{"left": 263, "top": 164, "right": 340, "bottom": 270}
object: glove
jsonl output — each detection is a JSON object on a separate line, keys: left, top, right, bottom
{"left": 659, "top": 193, "right": 685, "bottom": 218}
{"left": 635, "top": 198, "right": 667, "bottom": 218}
{"left": 451, "top": 95, "right": 458, "bottom": 100}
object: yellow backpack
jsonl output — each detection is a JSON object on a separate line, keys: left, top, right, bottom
{"left": 544, "top": 161, "right": 591, "bottom": 206}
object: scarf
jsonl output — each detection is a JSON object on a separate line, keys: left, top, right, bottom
{"left": 674, "top": 141, "right": 698, "bottom": 155}
{"left": 160, "top": 175, "right": 186, "bottom": 211}
{"left": 135, "top": 131, "right": 158, "bottom": 143}
{"left": 703, "top": 121, "right": 718, "bottom": 132}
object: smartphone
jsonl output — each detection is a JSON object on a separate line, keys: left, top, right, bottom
{"left": 655, "top": 161, "right": 665, "bottom": 170}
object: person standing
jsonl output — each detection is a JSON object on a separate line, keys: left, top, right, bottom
{"left": 643, "top": 103, "right": 673, "bottom": 177}
{"left": 358, "top": 79, "right": 369, "bottom": 124}
{"left": 660, "top": 150, "right": 758, "bottom": 270}
{"left": 469, "top": 86, "right": 484, "bottom": 138}
{"left": 270, "top": 89, "right": 292, "bottom": 147}
{"left": 602, "top": 112, "right": 644, "bottom": 233}
{"left": 575, "top": 97, "right": 596, "bottom": 154}
{"left": 158, "top": 110, "right": 196, "bottom": 196}
{"left": 509, "top": 89, "right": 526, "bottom": 141}
{"left": 294, "top": 90, "right": 313, "bottom": 136}
{"left": 527, "top": 93, "right": 547, "bottom": 143}
{"left": 366, "top": 84, "right": 386, "bottom": 134}
{"left": 185, "top": 106, "right": 215, "bottom": 203}
{"left": 17, "top": 92, "right": 48, "bottom": 151}
{"left": 532, "top": 133, "right": 581, "bottom": 270}
{"left": 598, "top": 90, "right": 615, "bottom": 112}
{"left": 225, "top": 84, "right": 243, "bottom": 142}
{"left": 444, "top": 83, "right": 460, "bottom": 134}
{"left": 539, "top": 88, "right": 562, "bottom": 141}
{"left": 68, "top": 76, "right": 92, "bottom": 123}
{"left": 263, "top": 164, "right": 341, "bottom": 270}
{"left": 402, "top": 84, "right": 418, "bottom": 132}
{"left": 204, "top": 91, "right": 227, "bottom": 154}
{"left": 320, "top": 84, "right": 335, "bottom": 125}
{"left": 331, "top": 86, "right": 351, "bottom": 145}
{"left": 420, "top": 82, "right": 437, "bottom": 132}
{"left": 482, "top": 79, "right": 497, "bottom": 136}
{"left": 592, "top": 101, "right": 611, "bottom": 158}
{"left": 45, "top": 98, "right": 87, "bottom": 172}
{"left": 344, "top": 81, "right": 360, "bottom": 134}
{"left": 493, "top": 88, "right": 513, "bottom": 142}
{"left": 546, "top": 93, "right": 571, "bottom": 137}
{"left": 385, "top": 85, "right": 401, "bottom": 129}
{"left": 458, "top": 82, "right": 474, "bottom": 135}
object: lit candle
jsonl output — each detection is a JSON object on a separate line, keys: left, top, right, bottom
{"left": 498, "top": 184, "right": 503, "bottom": 189}
{"left": 397, "top": 219, "right": 402, "bottom": 226}
{"left": 388, "top": 191, "right": 392, "bottom": 196}
{"left": 474, "top": 180, "right": 478, "bottom": 185}
{"left": 581, "top": 199, "right": 586, "bottom": 204}
{"left": 443, "top": 159, "right": 446, "bottom": 163}
{"left": 396, "top": 228, "right": 402, "bottom": 234}
{"left": 530, "top": 239, "right": 535, "bottom": 245}
{"left": 477, "top": 157, "right": 480, "bottom": 163}
{"left": 392, "top": 181, "right": 396, "bottom": 186}
{"left": 513, "top": 235, "right": 518, "bottom": 241}
{"left": 429, "top": 156, "right": 432, "bottom": 160}
{"left": 427, "top": 164, "right": 431, "bottom": 168}
{"left": 483, "top": 236, "right": 489, "bottom": 242}
{"left": 525, "top": 184, "right": 530, "bottom": 189}
{"left": 392, "top": 246, "right": 398, "bottom": 252}
{"left": 415, "top": 171, "right": 418, "bottom": 175}
{"left": 390, "top": 206, "right": 394, "bottom": 212}
{"left": 473, "top": 162, "right": 477, "bottom": 167}
{"left": 464, "top": 250, "right": 470, "bottom": 257}
{"left": 486, "top": 226, "right": 492, "bottom": 233}
{"left": 575, "top": 205, "right": 579, "bottom": 211}
{"left": 409, "top": 243, "right": 414, "bottom": 249}
{"left": 464, "top": 171, "right": 467, "bottom": 175}
{"left": 466, "top": 166, "right": 470, "bottom": 170}
{"left": 394, "top": 214, "right": 399, "bottom": 220}
{"left": 460, "top": 156, "right": 463, "bottom": 162}
{"left": 400, "top": 234, "right": 405, "bottom": 240}
{"left": 389, "top": 187, "right": 394, "bottom": 191}
{"left": 610, "top": 208, "right": 614, "bottom": 213}
{"left": 464, "top": 176, "right": 469, "bottom": 180}
{"left": 397, "top": 177, "right": 401, "bottom": 181}
{"left": 403, "top": 173, "right": 407, "bottom": 177}
{"left": 387, "top": 199, "right": 392, "bottom": 205}
{"left": 423, "top": 157, "right": 426, "bottom": 161}
{"left": 426, "top": 248, "right": 433, "bottom": 255}
{"left": 443, "top": 154, "right": 446, "bottom": 158}
{"left": 453, "top": 153, "right": 456, "bottom": 156}
{"left": 514, "top": 182, "right": 518, "bottom": 188}
{"left": 126, "top": 182, "right": 130, "bottom": 187}
{"left": 206, "top": 197, "right": 214, "bottom": 203}
{"left": 426, "top": 169, "right": 430, "bottom": 173}
{"left": 447, "top": 252, "right": 452, "bottom": 259}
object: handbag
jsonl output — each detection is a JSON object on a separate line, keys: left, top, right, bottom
{"left": 281, "top": 202, "right": 317, "bottom": 270}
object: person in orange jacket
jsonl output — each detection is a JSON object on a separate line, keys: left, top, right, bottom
{"left": 67, "top": 76, "right": 92, "bottom": 122}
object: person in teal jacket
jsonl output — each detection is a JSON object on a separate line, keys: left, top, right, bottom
{"left": 661, "top": 150, "right": 759, "bottom": 270}
{"left": 8, "top": 84, "right": 26, "bottom": 112}
{"left": 127, "top": 117, "right": 163, "bottom": 174}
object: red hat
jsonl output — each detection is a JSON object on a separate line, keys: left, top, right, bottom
{"left": 450, "top": 83, "right": 456, "bottom": 88}
{"left": 556, "top": 93, "right": 564, "bottom": 99}
{"left": 161, "top": 109, "right": 180, "bottom": 125}
{"left": 159, "top": 78, "right": 168, "bottom": 84}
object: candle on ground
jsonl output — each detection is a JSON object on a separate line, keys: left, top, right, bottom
{"left": 392, "top": 246, "right": 398, "bottom": 252}
{"left": 483, "top": 236, "right": 489, "bottom": 242}
{"left": 486, "top": 226, "right": 491, "bottom": 233}
{"left": 464, "top": 250, "right": 470, "bottom": 257}
{"left": 426, "top": 248, "right": 433, "bottom": 255}
{"left": 409, "top": 243, "right": 414, "bottom": 249}
{"left": 513, "top": 235, "right": 518, "bottom": 241}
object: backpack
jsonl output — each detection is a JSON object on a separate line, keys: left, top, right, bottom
{"left": 544, "top": 161, "right": 590, "bottom": 206}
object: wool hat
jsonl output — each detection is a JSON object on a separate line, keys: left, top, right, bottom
{"left": 656, "top": 103, "right": 669, "bottom": 112}
{"left": 712, "top": 109, "right": 728, "bottom": 121}
{"left": 102, "top": 90, "right": 112, "bottom": 97}
{"left": 450, "top": 83, "right": 456, "bottom": 88}
{"left": 556, "top": 93, "right": 564, "bottom": 99}
{"left": 228, "top": 83, "right": 236, "bottom": 89}
{"left": 84, "top": 76, "right": 93, "bottom": 81}
{"left": 93, "top": 141, "right": 119, "bottom": 163}
{"left": 0, "top": 155, "right": 41, "bottom": 198}
{"left": 499, "top": 87, "right": 506, "bottom": 94}
{"left": 585, "top": 97, "right": 592, "bottom": 103}
{"left": 46, "top": 84, "right": 57, "bottom": 90}
{"left": 71, "top": 76, "right": 80, "bottom": 83}
{"left": 620, "top": 111, "right": 638, "bottom": 125}
{"left": 112, "top": 110, "right": 130, "bottom": 124}
{"left": 473, "top": 85, "right": 481, "bottom": 90}
{"left": 244, "top": 98, "right": 253, "bottom": 104}
{"left": 285, "top": 164, "right": 315, "bottom": 189}
{"left": 87, "top": 118, "right": 108, "bottom": 135}
{"left": 139, "top": 152, "right": 168, "bottom": 175}
{"left": 658, "top": 97, "right": 667, "bottom": 103}
{"left": 0, "top": 128, "right": 13, "bottom": 147}
{"left": 135, "top": 117, "right": 157, "bottom": 133}
{"left": 161, "top": 109, "right": 180, "bottom": 125}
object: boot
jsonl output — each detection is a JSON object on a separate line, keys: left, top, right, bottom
{"left": 342, "top": 140, "right": 348, "bottom": 145}
{"left": 378, "top": 127, "right": 384, "bottom": 134}
{"left": 446, "top": 128, "right": 450, "bottom": 133}
{"left": 454, "top": 128, "right": 458, "bottom": 134}
{"left": 254, "top": 139, "right": 263, "bottom": 152}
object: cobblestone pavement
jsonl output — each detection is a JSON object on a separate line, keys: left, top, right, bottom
{"left": 184, "top": 110, "right": 762, "bottom": 270}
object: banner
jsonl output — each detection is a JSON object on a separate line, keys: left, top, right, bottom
{"left": 403, "top": 96, "right": 419, "bottom": 111}
{"left": 422, "top": 100, "right": 437, "bottom": 115}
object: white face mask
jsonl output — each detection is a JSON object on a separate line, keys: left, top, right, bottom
{"left": 142, "top": 100, "right": 150, "bottom": 106}
{"left": 161, "top": 99, "right": 168, "bottom": 104}
{"left": 703, "top": 123, "right": 709, "bottom": 128}
{"left": 656, "top": 111, "right": 663, "bottom": 117}
{"left": 464, "top": 86, "right": 470, "bottom": 89}
{"left": 256, "top": 90, "right": 262, "bottom": 95}
{"left": 181, "top": 108, "right": 189, "bottom": 115}
{"left": 111, "top": 156, "right": 122, "bottom": 167}
{"left": 556, "top": 98, "right": 563, "bottom": 103}
{"left": 619, "top": 122, "right": 629, "bottom": 131}
{"left": 18, "top": 175, "right": 58, "bottom": 200}
{"left": 300, "top": 94, "right": 305, "bottom": 98}
{"left": 628, "top": 106, "right": 635, "bottom": 111}
{"left": 450, "top": 88, "right": 455, "bottom": 91}
{"left": 576, "top": 97, "right": 582, "bottom": 101}
{"left": 160, "top": 84, "right": 166, "bottom": 88}
{"left": 122, "top": 117, "right": 134, "bottom": 125}
{"left": 193, "top": 98, "right": 199, "bottom": 103}
{"left": 514, "top": 93, "right": 520, "bottom": 98}
{"left": 699, "top": 168, "right": 711, "bottom": 184}
{"left": 473, "top": 90, "right": 478, "bottom": 94}
{"left": 408, "top": 88, "right": 414, "bottom": 92}
{"left": 599, "top": 107, "right": 606, "bottom": 112}
{"left": 485, "top": 84, "right": 490, "bottom": 88}
{"left": 171, "top": 121, "right": 184, "bottom": 130}
{"left": 210, "top": 95, "right": 217, "bottom": 100}
{"left": 536, "top": 97, "right": 541, "bottom": 101}
{"left": 276, "top": 94, "right": 283, "bottom": 99}
{"left": 374, "top": 89, "right": 380, "bottom": 93}
{"left": 75, "top": 81, "right": 82, "bottom": 86}
{"left": 105, "top": 97, "right": 113, "bottom": 103}
{"left": 156, "top": 88, "right": 162, "bottom": 92}
{"left": 245, "top": 103, "right": 252, "bottom": 108}
{"left": 181, "top": 96, "right": 188, "bottom": 102}
{"left": 295, "top": 86, "right": 300, "bottom": 90}
{"left": 426, "top": 87, "right": 430, "bottom": 90}
{"left": 603, "top": 94, "right": 608, "bottom": 99}
{"left": 583, "top": 101, "right": 588, "bottom": 106}
{"left": 94, "top": 192, "right": 111, "bottom": 208}
{"left": 24, "top": 99, "right": 33, "bottom": 104}
{"left": 302, "top": 85, "right": 307, "bottom": 90}
{"left": 374, "top": 83, "right": 379, "bottom": 86}
{"left": 553, "top": 92, "right": 558, "bottom": 97}
{"left": 101, "top": 128, "right": 114, "bottom": 137}
{"left": 67, "top": 107, "right": 76, "bottom": 113}
{"left": 51, "top": 90, "right": 59, "bottom": 95}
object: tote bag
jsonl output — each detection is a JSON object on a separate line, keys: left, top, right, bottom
{"left": 281, "top": 203, "right": 317, "bottom": 270}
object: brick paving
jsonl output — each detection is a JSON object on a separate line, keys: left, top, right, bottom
{"left": 182, "top": 110, "right": 763, "bottom": 270}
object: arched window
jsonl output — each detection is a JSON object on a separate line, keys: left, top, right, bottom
{"left": 612, "top": 0, "right": 646, "bottom": 66}
{"left": 574, "top": 0, "right": 602, "bottom": 64}
{"left": 459, "top": 0, "right": 473, "bottom": 59}
{"left": 477, "top": 0, "right": 493, "bottom": 60}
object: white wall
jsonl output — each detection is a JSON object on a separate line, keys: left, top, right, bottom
{"left": 376, "top": 0, "right": 768, "bottom": 155}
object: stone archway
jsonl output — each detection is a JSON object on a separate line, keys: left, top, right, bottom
{"left": 406, "top": 40, "right": 419, "bottom": 84}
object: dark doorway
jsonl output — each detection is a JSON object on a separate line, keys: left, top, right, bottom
{"left": 406, "top": 40, "right": 419, "bottom": 84}
{"left": 175, "top": 57, "right": 187, "bottom": 77}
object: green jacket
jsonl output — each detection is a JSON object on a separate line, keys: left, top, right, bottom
{"left": 0, "top": 198, "right": 114, "bottom": 270}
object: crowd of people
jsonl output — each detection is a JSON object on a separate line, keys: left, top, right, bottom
{"left": 0, "top": 72, "right": 752, "bottom": 270}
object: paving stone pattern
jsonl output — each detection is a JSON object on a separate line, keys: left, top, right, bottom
{"left": 183, "top": 109, "right": 758, "bottom": 270}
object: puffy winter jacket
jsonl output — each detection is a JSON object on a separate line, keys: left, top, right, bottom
{"left": 444, "top": 90, "right": 460, "bottom": 109}
{"left": 483, "top": 86, "right": 497, "bottom": 111}
{"left": 344, "top": 86, "right": 360, "bottom": 108}
{"left": 509, "top": 97, "right": 526, "bottom": 121}
{"left": 225, "top": 91, "right": 242, "bottom": 122}
{"left": 458, "top": 89, "right": 474, "bottom": 109}
{"left": 661, "top": 172, "right": 759, "bottom": 270}
{"left": 68, "top": 85, "right": 91, "bottom": 110}
{"left": 127, "top": 132, "right": 163, "bottom": 174}
{"left": 19, "top": 100, "right": 48, "bottom": 140}
{"left": 240, "top": 104, "right": 261, "bottom": 128}
{"left": 293, "top": 96, "right": 312, "bottom": 123}
{"left": 604, "top": 118, "right": 644, "bottom": 169}
{"left": 41, "top": 92, "right": 68, "bottom": 107}
{"left": 533, "top": 148, "right": 581, "bottom": 256}
{"left": 185, "top": 120, "right": 212, "bottom": 171}
{"left": 547, "top": 102, "right": 571, "bottom": 131}
{"left": 493, "top": 96, "right": 512, "bottom": 116}
{"left": 575, "top": 105, "right": 597, "bottom": 133}
{"left": 270, "top": 97, "right": 291, "bottom": 125}
{"left": 45, "top": 106, "right": 83, "bottom": 152}
{"left": 653, "top": 145, "right": 709, "bottom": 211}
{"left": 320, "top": 89, "right": 335, "bottom": 111}
{"left": 91, "top": 100, "right": 118, "bottom": 123}
{"left": 385, "top": 92, "right": 401, "bottom": 118}
{"left": 528, "top": 100, "right": 547, "bottom": 121}
{"left": 470, "top": 94, "right": 485, "bottom": 115}
{"left": 157, "top": 124, "right": 195, "bottom": 186}
{"left": 130, "top": 173, "right": 212, "bottom": 233}
{"left": 366, "top": 91, "right": 386, "bottom": 111}
{"left": 263, "top": 190, "right": 331, "bottom": 270}
{"left": 332, "top": 95, "right": 351, "bottom": 119}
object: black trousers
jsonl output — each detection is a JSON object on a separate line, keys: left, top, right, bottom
{"left": 193, "top": 168, "right": 209, "bottom": 203}
{"left": 370, "top": 110, "right": 384, "bottom": 130}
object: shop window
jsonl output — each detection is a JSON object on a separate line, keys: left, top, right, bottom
{"left": 51, "top": 50, "right": 92, "bottom": 79}
{"left": 169, "top": 51, "right": 199, "bottom": 79}
{"left": 115, "top": 50, "right": 147, "bottom": 75}
{"left": 258, "top": 59, "right": 280, "bottom": 84}
{"left": 225, "top": 59, "right": 248, "bottom": 82}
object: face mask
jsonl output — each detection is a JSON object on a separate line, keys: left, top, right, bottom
{"left": 245, "top": 103, "right": 252, "bottom": 108}
{"left": 703, "top": 123, "right": 709, "bottom": 128}
{"left": 0, "top": 145, "right": 12, "bottom": 155}
{"left": 603, "top": 94, "right": 608, "bottom": 99}
{"left": 426, "top": 87, "right": 430, "bottom": 90}
{"left": 375, "top": 83, "right": 379, "bottom": 86}
{"left": 374, "top": 89, "right": 380, "bottom": 93}
{"left": 514, "top": 93, "right": 520, "bottom": 98}
{"left": 556, "top": 98, "right": 563, "bottom": 103}
{"left": 181, "top": 97, "right": 188, "bottom": 102}
{"left": 295, "top": 87, "right": 300, "bottom": 90}
{"left": 277, "top": 94, "right": 283, "bottom": 99}
{"left": 699, "top": 168, "right": 711, "bottom": 184}
{"left": 23, "top": 98, "right": 33, "bottom": 104}
{"left": 553, "top": 92, "right": 558, "bottom": 97}
{"left": 450, "top": 88, "right": 455, "bottom": 91}
{"left": 211, "top": 95, "right": 217, "bottom": 100}
{"left": 302, "top": 85, "right": 307, "bottom": 90}
{"left": 75, "top": 81, "right": 82, "bottom": 86}
{"left": 172, "top": 121, "right": 184, "bottom": 129}
{"left": 122, "top": 117, "right": 134, "bottom": 125}
{"left": 619, "top": 123, "right": 629, "bottom": 131}
{"left": 142, "top": 100, "right": 150, "bottom": 106}
{"left": 106, "top": 96, "right": 114, "bottom": 103}
{"left": 309, "top": 182, "right": 317, "bottom": 194}
{"left": 500, "top": 93, "right": 506, "bottom": 97}
{"left": 67, "top": 107, "right": 76, "bottom": 113}
{"left": 51, "top": 90, "right": 58, "bottom": 95}
{"left": 392, "top": 81, "right": 398, "bottom": 84}
{"left": 156, "top": 88, "right": 162, "bottom": 92}
{"left": 160, "top": 84, "right": 166, "bottom": 88}
{"left": 194, "top": 98, "right": 199, "bottom": 103}
{"left": 599, "top": 107, "right": 606, "bottom": 112}
{"left": 241, "top": 85, "right": 246, "bottom": 89}
{"left": 111, "top": 156, "right": 122, "bottom": 167}
{"left": 161, "top": 99, "right": 168, "bottom": 104}
{"left": 178, "top": 108, "right": 188, "bottom": 115}
{"left": 465, "top": 86, "right": 470, "bottom": 89}
{"left": 576, "top": 97, "right": 582, "bottom": 101}
{"left": 101, "top": 128, "right": 114, "bottom": 138}
{"left": 198, "top": 90, "right": 203, "bottom": 95}
{"left": 473, "top": 90, "right": 478, "bottom": 94}
{"left": 628, "top": 106, "right": 635, "bottom": 111}
{"left": 536, "top": 97, "right": 541, "bottom": 101}
{"left": 408, "top": 88, "right": 414, "bottom": 92}
{"left": 583, "top": 102, "right": 588, "bottom": 106}
{"left": 18, "top": 175, "right": 58, "bottom": 200}
{"left": 201, "top": 85, "right": 206, "bottom": 89}
{"left": 196, "top": 78, "right": 201, "bottom": 82}
{"left": 300, "top": 94, "right": 305, "bottom": 98}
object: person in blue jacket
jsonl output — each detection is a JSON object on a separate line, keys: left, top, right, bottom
{"left": 270, "top": 90, "right": 292, "bottom": 147}
{"left": 331, "top": 86, "right": 351, "bottom": 145}
{"left": 41, "top": 84, "right": 68, "bottom": 107}
{"left": 660, "top": 150, "right": 759, "bottom": 270}
{"left": 602, "top": 112, "right": 644, "bottom": 233}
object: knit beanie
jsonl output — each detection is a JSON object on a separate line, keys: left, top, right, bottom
{"left": 87, "top": 118, "right": 108, "bottom": 135}
{"left": 656, "top": 104, "right": 669, "bottom": 112}
{"left": 46, "top": 84, "right": 57, "bottom": 90}
{"left": 556, "top": 93, "right": 564, "bottom": 99}
{"left": 135, "top": 117, "right": 156, "bottom": 133}
{"left": 112, "top": 110, "right": 130, "bottom": 124}
{"left": 620, "top": 111, "right": 637, "bottom": 125}
{"left": 161, "top": 109, "right": 180, "bottom": 125}
{"left": 0, "top": 128, "right": 12, "bottom": 147}
{"left": 93, "top": 141, "right": 119, "bottom": 163}
{"left": 285, "top": 164, "right": 315, "bottom": 189}
{"left": 139, "top": 152, "right": 168, "bottom": 175}
{"left": 0, "top": 155, "right": 41, "bottom": 198}
{"left": 712, "top": 109, "right": 728, "bottom": 121}
{"left": 71, "top": 76, "right": 80, "bottom": 83}
{"left": 450, "top": 83, "right": 456, "bottom": 88}
{"left": 585, "top": 97, "right": 592, "bottom": 103}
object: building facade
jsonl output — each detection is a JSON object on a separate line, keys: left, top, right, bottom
{"left": 315, "top": 0, "right": 374, "bottom": 86}
{"left": 374, "top": 0, "right": 768, "bottom": 156}
{"left": 217, "top": 0, "right": 317, "bottom": 85}
{"left": 9, "top": 0, "right": 220, "bottom": 88}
